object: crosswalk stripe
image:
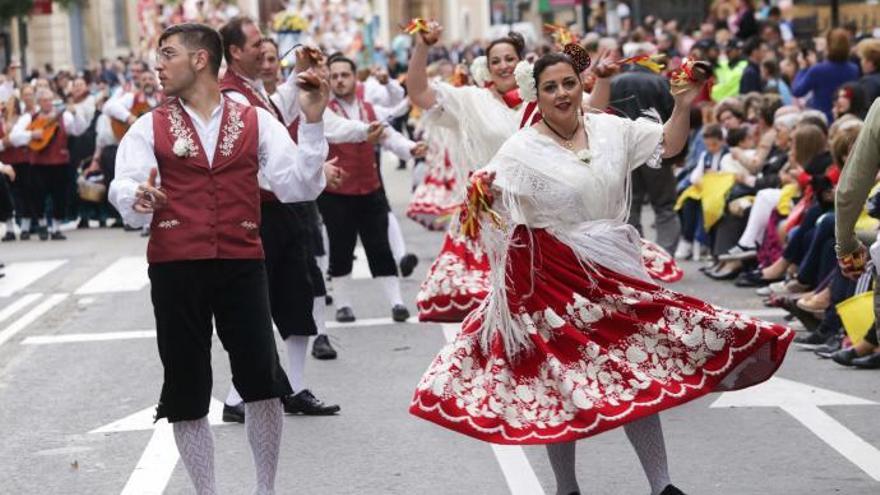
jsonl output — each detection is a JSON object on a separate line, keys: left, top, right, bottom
{"left": 22, "top": 330, "right": 156, "bottom": 345}
{"left": 0, "top": 293, "right": 68, "bottom": 348}
{"left": 440, "top": 324, "right": 546, "bottom": 495}
{"left": 0, "top": 293, "right": 43, "bottom": 325}
{"left": 74, "top": 257, "right": 149, "bottom": 295}
{"left": 0, "top": 260, "right": 67, "bottom": 297}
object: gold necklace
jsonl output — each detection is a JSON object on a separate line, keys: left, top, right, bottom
{"left": 543, "top": 117, "right": 580, "bottom": 150}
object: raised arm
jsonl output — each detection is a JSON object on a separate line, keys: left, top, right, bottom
{"left": 661, "top": 84, "right": 700, "bottom": 158}
{"left": 406, "top": 22, "right": 443, "bottom": 110}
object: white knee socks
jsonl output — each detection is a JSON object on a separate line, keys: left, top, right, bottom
{"left": 623, "top": 414, "right": 671, "bottom": 495}
{"left": 284, "top": 335, "right": 309, "bottom": 393}
{"left": 225, "top": 386, "right": 243, "bottom": 407}
{"left": 245, "top": 399, "right": 283, "bottom": 495}
{"left": 312, "top": 296, "right": 326, "bottom": 336}
{"left": 387, "top": 212, "right": 406, "bottom": 264}
{"left": 378, "top": 275, "right": 404, "bottom": 307}
{"left": 173, "top": 417, "right": 217, "bottom": 495}
{"left": 546, "top": 441, "right": 580, "bottom": 495}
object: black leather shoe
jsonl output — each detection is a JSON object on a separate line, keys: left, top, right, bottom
{"left": 814, "top": 339, "right": 842, "bottom": 358}
{"left": 312, "top": 334, "right": 337, "bottom": 360}
{"left": 851, "top": 352, "right": 880, "bottom": 369}
{"left": 50, "top": 231, "right": 67, "bottom": 240}
{"left": 794, "top": 331, "right": 829, "bottom": 348}
{"left": 222, "top": 402, "right": 245, "bottom": 423}
{"left": 38, "top": 227, "right": 49, "bottom": 241}
{"left": 19, "top": 231, "right": 30, "bottom": 240}
{"left": 660, "top": 485, "right": 687, "bottom": 495}
{"left": 392, "top": 304, "right": 410, "bottom": 322}
{"left": 282, "top": 389, "right": 340, "bottom": 416}
{"left": 335, "top": 306, "right": 355, "bottom": 323}
{"left": 399, "top": 253, "right": 419, "bottom": 277}
{"left": 77, "top": 218, "right": 89, "bottom": 229}
{"left": 1, "top": 232, "right": 14, "bottom": 242}
{"left": 830, "top": 348, "right": 859, "bottom": 366}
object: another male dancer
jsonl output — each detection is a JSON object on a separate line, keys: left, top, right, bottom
{"left": 218, "top": 16, "right": 341, "bottom": 420}
{"left": 321, "top": 53, "right": 427, "bottom": 323}
{"left": 109, "top": 23, "right": 329, "bottom": 494}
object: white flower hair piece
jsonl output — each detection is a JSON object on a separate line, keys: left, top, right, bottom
{"left": 470, "top": 56, "right": 489, "bottom": 87}
{"left": 514, "top": 60, "right": 537, "bottom": 102}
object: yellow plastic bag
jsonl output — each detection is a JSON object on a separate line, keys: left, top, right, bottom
{"left": 836, "top": 291, "right": 875, "bottom": 344}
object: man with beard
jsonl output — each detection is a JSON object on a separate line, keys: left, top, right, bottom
{"left": 218, "top": 16, "right": 350, "bottom": 422}
{"left": 109, "top": 22, "right": 329, "bottom": 494}
{"left": 320, "top": 53, "right": 427, "bottom": 324}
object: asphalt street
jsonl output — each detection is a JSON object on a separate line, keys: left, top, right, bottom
{"left": 0, "top": 155, "right": 878, "bottom": 495}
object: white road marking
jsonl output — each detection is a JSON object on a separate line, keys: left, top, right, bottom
{"left": 91, "top": 399, "right": 228, "bottom": 495}
{"left": 441, "top": 324, "right": 546, "bottom": 495}
{"left": 712, "top": 377, "right": 880, "bottom": 481}
{"left": 0, "top": 293, "right": 68, "bottom": 348}
{"left": 0, "top": 293, "right": 43, "bottom": 325}
{"left": 22, "top": 330, "right": 156, "bottom": 345}
{"left": 732, "top": 308, "right": 788, "bottom": 318}
{"left": 0, "top": 259, "right": 67, "bottom": 297}
{"left": 75, "top": 256, "right": 149, "bottom": 294}
{"left": 327, "top": 316, "right": 418, "bottom": 329}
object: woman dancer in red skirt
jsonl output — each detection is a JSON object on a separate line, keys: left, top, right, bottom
{"left": 410, "top": 50, "right": 794, "bottom": 495}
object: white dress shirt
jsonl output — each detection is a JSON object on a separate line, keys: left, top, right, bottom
{"left": 268, "top": 71, "right": 369, "bottom": 144}
{"left": 10, "top": 110, "right": 89, "bottom": 146}
{"left": 330, "top": 96, "right": 416, "bottom": 161}
{"left": 102, "top": 92, "right": 161, "bottom": 122}
{"left": 109, "top": 96, "right": 328, "bottom": 228}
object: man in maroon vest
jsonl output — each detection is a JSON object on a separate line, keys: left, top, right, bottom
{"left": 11, "top": 87, "right": 88, "bottom": 240}
{"left": 217, "top": 16, "right": 343, "bottom": 421}
{"left": 320, "top": 53, "right": 427, "bottom": 324}
{"left": 108, "top": 23, "right": 329, "bottom": 494}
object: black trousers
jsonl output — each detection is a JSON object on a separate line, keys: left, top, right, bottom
{"left": 0, "top": 174, "right": 13, "bottom": 221}
{"left": 628, "top": 164, "right": 681, "bottom": 254}
{"left": 9, "top": 162, "right": 34, "bottom": 221}
{"left": 261, "top": 201, "right": 319, "bottom": 338}
{"left": 149, "top": 259, "right": 292, "bottom": 422}
{"left": 30, "top": 165, "right": 69, "bottom": 221}
{"left": 317, "top": 190, "right": 397, "bottom": 278}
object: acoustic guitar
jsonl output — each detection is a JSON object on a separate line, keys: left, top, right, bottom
{"left": 111, "top": 98, "right": 152, "bottom": 140}
{"left": 26, "top": 114, "right": 59, "bottom": 152}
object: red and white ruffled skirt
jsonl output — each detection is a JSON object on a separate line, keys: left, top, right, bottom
{"left": 416, "top": 231, "right": 683, "bottom": 323}
{"left": 407, "top": 150, "right": 459, "bottom": 232}
{"left": 410, "top": 227, "right": 793, "bottom": 445}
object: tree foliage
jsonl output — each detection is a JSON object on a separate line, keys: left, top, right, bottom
{"left": 0, "top": 0, "right": 84, "bottom": 22}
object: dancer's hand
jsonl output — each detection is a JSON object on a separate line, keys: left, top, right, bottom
{"left": 134, "top": 168, "right": 167, "bottom": 213}
{"left": 323, "top": 156, "right": 345, "bottom": 189}
{"left": 365, "top": 121, "right": 385, "bottom": 144}
{"left": 298, "top": 69, "right": 330, "bottom": 123}
{"left": 416, "top": 21, "right": 443, "bottom": 47}
{"left": 838, "top": 243, "right": 868, "bottom": 280}
{"left": 410, "top": 142, "right": 428, "bottom": 159}
{"left": 0, "top": 163, "right": 14, "bottom": 182}
{"left": 591, "top": 49, "right": 620, "bottom": 79}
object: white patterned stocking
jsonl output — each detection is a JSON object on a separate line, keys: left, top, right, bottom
{"left": 172, "top": 417, "right": 217, "bottom": 495}
{"left": 245, "top": 398, "right": 283, "bottom": 495}
{"left": 623, "top": 414, "right": 671, "bottom": 495}
{"left": 546, "top": 441, "right": 580, "bottom": 495}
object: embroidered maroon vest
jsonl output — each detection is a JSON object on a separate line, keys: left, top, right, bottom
{"left": 147, "top": 98, "right": 263, "bottom": 264}
{"left": 326, "top": 97, "right": 380, "bottom": 196}
{"left": 0, "top": 121, "right": 29, "bottom": 164}
{"left": 29, "top": 113, "right": 69, "bottom": 166}
{"left": 220, "top": 70, "right": 284, "bottom": 203}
